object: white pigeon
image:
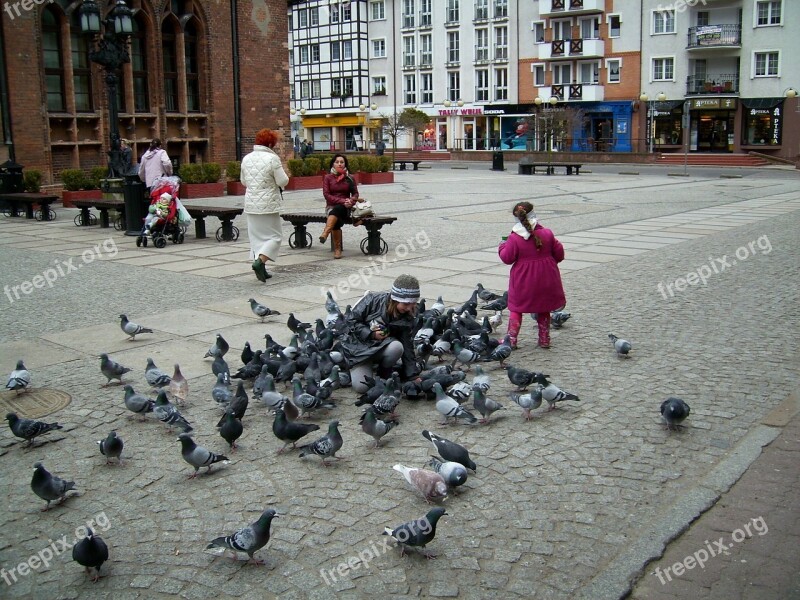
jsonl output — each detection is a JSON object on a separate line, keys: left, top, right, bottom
{"left": 488, "top": 311, "right": 503, "bottom": 329}
{"left": 6, "top": 360, "right": 31, "bottom": 393}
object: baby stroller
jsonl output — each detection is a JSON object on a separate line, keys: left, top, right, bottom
{"left": 136, "top": 176, "right": 190, "bottom": 248}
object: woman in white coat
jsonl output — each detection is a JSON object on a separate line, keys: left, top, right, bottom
{"left": 241, "top": 129, "right": 290, "bottom": 282}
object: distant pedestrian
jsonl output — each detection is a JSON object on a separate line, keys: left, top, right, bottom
{"left": 119, "top": 139, "right": 133, "bottom": 175}
{"left": 138, "top": 139, "right": 172, "bottom": 190}
{"left": 375, "top": 140, "right": 386, "bottom": 156}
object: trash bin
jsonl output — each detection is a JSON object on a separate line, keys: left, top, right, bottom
{"left": 123, "top": 174, "right": 148, "bottom": 236}
{"left": 0, "top": 160, "right": 24, "bottom": 193}
{"left": 492, "top": 151, "right": 504, "bottom": 172}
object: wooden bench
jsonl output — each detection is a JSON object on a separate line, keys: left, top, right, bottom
{"left": 0, "top": 192, "right": 59, "bottom": 221}
{"left": 281, "top": 212, "right": 397, "bottom": 255}
{"left": 184, "top": 206, "right": 243, "bottom": 241}
{"left": 518, "top": 160, "right": 582, "bottom": 176}
{"left": 393, "top": 160, "right": 422, "bottom": 171}
{"left": 71, "top": 198, "right": 126, "bottom": 230}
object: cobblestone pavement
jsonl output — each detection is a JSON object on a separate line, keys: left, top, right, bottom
{"left": 0, "top": 165, "right": 798, "bottom": 599}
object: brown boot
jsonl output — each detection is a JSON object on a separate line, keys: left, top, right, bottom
{"left": 331, "top": 229, "right": 343, "bottom": 259}
{"left": 319, "top": 215, "right": 337, "bottom": 243}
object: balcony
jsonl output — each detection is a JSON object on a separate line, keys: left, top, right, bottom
{"left": 545, "top": 84, "right": 604, "bottom": 102}
{"left": 686, "top": 74, "right": 739, "bottom": 95}
{"left": 540, "top": 38, "right": 604, "bottom": 60}
{"left": 539, "top": 0, "right": 603, "bottom": 16}
{"left": 687, "top": 24, "right": 741, "bottom": 49}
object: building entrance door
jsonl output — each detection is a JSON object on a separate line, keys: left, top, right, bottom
{"left": 696, "top": 113, "right": 732, "bottom": 152}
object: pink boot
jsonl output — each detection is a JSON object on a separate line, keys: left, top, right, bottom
{"left": 536, "top": 312, "right": 551, "bottom": 348}
{"left": 506, "top": 312, "right": 521, "bottom": 349}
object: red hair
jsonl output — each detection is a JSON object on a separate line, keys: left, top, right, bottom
{"left": 255, "top": 129, "right": 278, "bottom": 147}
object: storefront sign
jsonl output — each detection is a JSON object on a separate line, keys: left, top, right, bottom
{"left": 438, "top": 108, "right": 484, "bottom": 116}
{"left": 690, "top": 98, "right": 737, "bottom": 110}
{"left": 483, "top": 109, "right": 505, "bottom": 115}
{"left": 771, "top": 106, "right": 782, "bottom": 145}
{"left": 301, "top": 116, "right": 362, "bottom": 127}
{"left": 696, "top": 25, "right": 722, "bottom": 46}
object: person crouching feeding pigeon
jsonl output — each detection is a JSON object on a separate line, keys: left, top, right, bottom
{"left": 498, "top": 202, "right": 566, "bottom": 349}
{"left": 340, "top": 275, "right": 421, "bottom": 393}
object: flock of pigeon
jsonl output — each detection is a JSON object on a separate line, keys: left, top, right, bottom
{"left": 3, "top": 283, "right": 691, "bottom": 579}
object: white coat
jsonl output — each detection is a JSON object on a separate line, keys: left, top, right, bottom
{"left": 241, "top": 145, "right": 290, "bottom": 214}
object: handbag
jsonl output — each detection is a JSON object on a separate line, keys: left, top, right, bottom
{"left": 350, "top": 199, "right": 374, "bottom": 219}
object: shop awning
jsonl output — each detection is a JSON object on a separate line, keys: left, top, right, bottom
{"left": 653, "top": 100, "right": 684, "bottom": 111}
{"left": 741, "top": 97, "right": 784, "bottom": 109}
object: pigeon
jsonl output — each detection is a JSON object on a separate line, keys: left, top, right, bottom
{"left": 31, "top": 462, "right": 76, "bottom": 510}
{"left": 488, "top": 311, "right": 503, "bottom": 329}
{"left": 661, "top": 397, "right": 691, "bottom": 430}
{"left": 168, "top": 364, "right": 189, "bottom": 405}
{"left": 252, "top": 365, "right": 271, "bottom": 399}
{"left": 97, "top": 431, "right": 124, "bottom": 465}
{"left": 154, "top": 390, "right": 193, "bottom": 432}
{"left": 6, "top": 413, "right": 62, "bottom": 447}
{"left": 260, "top": 374, "right": 288, "bottom": 411}
{"left": 204, "top": 334, "right": 229, "bottom": 359}
{"left": 120, "top": 314, "right": 153, "bottom": 340}
{"left": 212, "top": 355, "right": 231, "bottom": 384}
{"left": 431, "top": 329, "right": 454, "bottom": 360}
{"left": 241, "top": 342, "right": 255, "bottom": 366}
{"left": 609, "top": 333, "right": 632, "bottom": 357}
{"left": 550, "top": 310, "right": 571, "bottom": 329}
{"left": 6, "top": 359, "right": 31, "bottom": 393}
{"left": 324, "top": 291, "right": 342, "bottom": 326}
{"left": 393, "top": 464, "right": 448, "bottom": 503}
{"left": 471, "top": 365, "right": 491, "bottom": 392}
{"left": 480, "top": 291, "right": 508, "bottom": 311}
{"left": 534, "top": 373, "right": 581, "bottom": 411}
{"left": 287, "top": 313, "right": 311, "bottom": 335}
{"left": 383, "top": 507, "right": 447, "bottom": 558}
{"left": 426, "top": 456, "right": 468, "bottom": 489}
{"left": 217, "top": 382, "right": 248, "bottom": 425}
{"left": 272, "top": 408, "right": 319, "bottom": 453}
{"left": 434, "top": 383, "right": 477, "bottom": 425}
{"left": 486, "top": 334, "right": 513, "bottom": 366}
{"left": 509, "top": 389, "right": 543, "bottom": 420}
{"left": 123, "top": 385, "right": 154, "bottom": 418}
{"left": 472, "top": 388, "right": 505, "bottom": 424}
{"left": 476, "top": 283, "right": 502, "bottom": 302}
{"left": 219, "top": 409, "right": 244, "bottom": 451}
{"left": 451, "top": 340, "right": 480, "bottom": 371}
{"left": 177, "top": 433, "right": 229, "bottom": 478}
{"left": 422, "top": 430, "right": 477, "bottom": 472}
{"left": 506, "top": 365, "right": 542, "bottom": 391}
{"left": 145, "top": 358, "right": 171, "bottom": 387}
{"left": 211, "top": 373, "right": 234, "bottom": 406}
{"left": 72, "top": 528, "right": 109, "bottom": 582}
{"left": 360, "top": 407, "right": 399, "bottom": 448}
{"left": 292, "top": 377, "right": 334, "bottom": 417}
{"left": 249, "top": 298, "right": 280, "bottom": 321}
{"left": 206, "top": 508, "right": 278, "bottom": 564}
{"left": 100, "top": 353, "right": 132, "bottom": 386}
{"left": 298, "top": 420, "right": 343, "bottom": 466}
{"left": 445, "top": 381, "right": 472, "bottom": 403}
{"left": 274, "top": 355, "right": 297, "bottom": 384}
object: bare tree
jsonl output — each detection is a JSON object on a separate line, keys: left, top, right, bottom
{"left": 524, "top": 106, "right": 586, "bottom": 153}
{"left": 377, "top": 108, "right": 430, "bottom": 159}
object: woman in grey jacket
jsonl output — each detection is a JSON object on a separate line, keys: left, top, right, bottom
{"left": 241, "top": 129, "right": 290, "bottom": 281}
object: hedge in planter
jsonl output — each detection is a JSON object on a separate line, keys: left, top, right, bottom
{"left": 225, "top": 160, "right": 245, "bottom": 195}
{"left": 60, "top": 168, "right": 102, "bottom": 207}
{"left": 179, "top": 162, "right": 225, "bottom": 198}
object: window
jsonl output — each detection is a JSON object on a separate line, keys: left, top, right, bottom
{"left": 653, "top": 57, "right": 675, "bottom": 81}
{"left": 476, "top": 69, "right": 489, "bottom": 101}
{"left": 342, "top": 41, "right": 352, "bottom": 60}
{"left": 552, "top": 20, "right": 571, "bottom": 41}
{"left": 420, "top": 34, "right": 432, "bottom": 66}
{"left": 162, "top": 23, "right": 179, "bottom": 111}
{"left": 370, "top": 1, "right": 385, "bottom": 20}
{"left": 298, "top": 9, "right": 307, "bottom": 28}
{"left": 42, "top": 8, "right": 65, "bottom": 112}
{"left": 372, "top": 39, "right": 386, "bottom": 58}
{"left": 580, "top": 17, "right": 600, "bottom": 39}
{"left": 404, "top": 74, "right": 416, "bottom": 104}
{"left": 448, "top": 71, "right": 460, "bottom": 101}
{"left": 343, "top": 77, "right": 353, "bottom": 96}
{"left": 331, "top": 42, "right": 340, "bottom": 61}
{"left": 310, "top": 7, "right": 319, "bottom": 25}
{"left": 70, "top": 18, "right": 92, "bottom": 112}
{"left": 532, "top": 64, "right": 545, "bottom": 87}
{"left": 532, "top": 21, "right": 545, "bottom": 43}
{"left": 448, "top": 32, "right": 460, "bottom": 64}
{"left": 447, "top": 0, "right": 459, "bottom": 24}
{"left": 421, "top": 0, "right": 432, "bottom": 26}
{"left": 372, "top": 76, "right": 387, "bottom": 94}
{"left": 300, "top": 45, "right": 309, "bottom": 64}
{"left": 654, "top": 10, "right": 675, "bottom": 34}
{"left": 608, "top": 14, "right": 621, "bottom": 37}
{"left": 312, "top": 80, "right": 321, "bottom": 98}
{"left": 184, "top": 20, "right": 200, "bottom": 111}
{"left": 697, "top": 11, "right": 709, "bottom": 26}
{"left": 475, "top": 0, "right": 488, "bottom": 20}
{"left": 579, "top": 61, "right": 599, "bottom": 84}
{"left": 754, "top": 51, "right": 779, "bottom": 76}
{"left": 494, "top": 0, "right": 507, "bottom": 19}
{"left": 552, "top": 63, "right": 572, "bottom": 84}
{"left": 341, "top": 3, "right": 351, "bottom": 20}
{"left": 495, "top": 26, "right": 508, "bottom": 60}
{"left": 130, "top": 17, "right": 149, "bottom": 112}
{"left": 301, "top": 81, "right": 310, "bottom": 99}
{"left": 402, "top": 0, "right": 414, "bottom": 28}
{"left": 606, "top": 58, "right": 621, "bottom": 83}
{"left": 756, "top": 1, "right": 781, "bottom": 25}
{"left": 744, "top": 106, "right": 782, "bottom": 145}
{"left": 494, "top": 67, "right": 507, "bottom": 100}
{"left": 421, "top": 72, "right": 433, "bottom": 103}
{"left": 476, "top": 29, "right": 489, "bottom": 61}
{"left": 311, "top": 43, "right": 321, "bottom": 62}
{"left": 331, "top": 4, "right": 339, "bottom": 23}
{"left": 403, "top": 36, "right": 415, "bottom": 67}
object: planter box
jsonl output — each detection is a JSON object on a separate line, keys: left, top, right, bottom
{"left": 181, "top": 182, "right": 225, "bottom": 199}
{"left": 62, "top": 189, "right": 102, "bottom": 208}
{"left": 226, "top": 181, "right": 246, "bottom": 196}
{"left": 358, "top": 172, "right": 394, "bottom": 185}
{"left": 284, "top": 175, "right": 324, "bottom": 191}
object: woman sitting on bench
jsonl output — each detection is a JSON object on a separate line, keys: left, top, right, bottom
{"left": 320, "top": 154, "right": 361, "bottom": 259}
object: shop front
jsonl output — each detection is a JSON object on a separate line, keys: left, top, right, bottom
{"left": 646, "top": 100, "right": 685, "bottom": 151}
{"left": 300, "top": 115, "right": 365, "bottom": 152}
{"left": 687, "top": 97, "right": 736, "bottom": 152}
{"left": 740, "top": 97, "right": 787, "bottom": 149}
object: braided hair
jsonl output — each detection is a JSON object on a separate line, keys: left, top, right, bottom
{"left": 512, "top": 202, "right": 542, "bottom": 248}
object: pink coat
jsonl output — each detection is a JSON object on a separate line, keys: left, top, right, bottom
{"left": 498, "top": 224, "right": 566, "bottom": 313}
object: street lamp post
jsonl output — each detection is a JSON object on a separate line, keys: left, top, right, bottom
{"left": 535, "top": 96, "right": 559, "bottom": 174}
{"left": 640, "top": 92, "right": 666, "bottom": 153}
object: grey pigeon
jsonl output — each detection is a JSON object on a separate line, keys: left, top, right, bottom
{"left": 485, "top": 334, "right": 513, "bottom": 367}
{"left": 609, "top": 333, "right": 632, "bottom": 357}
{"left": 211, "top": 373, "right": 234, "bottom": 405}
{"left": 451, "top": 340, "right": 480, "bottom": 371}
{"left": 472, "top": 388, "right": 505, "bottom": 424}
{"left": 298, "top": 420, "right": 343, "bottom": 466}
{"left": 383, "top": 507, "right": 447, "bottom": 558}
{"left": 480, "top": 291, "right": 508, "bottom": 311}
{"left": 168, "top": 364, "right": 189, "bottom": 405}
{"left": 154, "top": 390, "right": 193, "bottom": 432}
{"left": 217, "top": 382, "right": 248, "bottom": 424}
{"left": 145, "top": 358, "right": 171, "bottom": 387}
{"left": 100, "top": 353, "right": 132, "bottom": 386}
{"left": 287, "top": 313, "right": 311, "bottom": 335}
{"left": 292, "top": 377, "right": 334, "bottom": 417}
{"left": 393, "top": 464, "right": 448, "bottom": 502}
{"left": 119, "top": 314, "right": 153, "bottom": 340}
{"left": 249, "top": 298, "right": 280, "bottom": 321}
{"left": 434, "top": 382, "right": 477, "bottom": 425}
{"left": 324, "top": 291, "right": 341, "bottom": 326}
{"left": 252, "top": 365, "right": 271, "bottom": 398}
{"left": 661, "top": 397, "right": 691, "bottom": 430}
{"left": 204, "top": 334, "right": 229, "bottom": 359}
{"left": 31, "top": 462, "right": 76, "bottom": 510}
{"left": 534, "top": 373, "right": 581, "bottom": 411}
{"left": 471, "top": 365, "right": 491, "bottom": 392}
{"left": 360, "top": 407, "right": 399, "bottom": 448}
{"left": 6, "top": 359, "right": 31, "bottom": 393}
{"left": 177, "top": 433, "right": 229, "bottom": 478}
{"left": 206, "top": 508, "right": 278, "bottom": 564}
{"left": 476, "top": 283, "right": 502, "bottom": 302}
{"left": 218, "top": 409, "right": 244, "bottom": 451}
{"left": 123, "top": 385, "right": 154, "bottom": 418}
{"left": 97, "top": 430, "right": 124, "bottom": 465}
{"left": 426, "top": 455, "right": 468, "bottom": 489}
{"left": 509, "top": 389, "right": 543, "bottom": 420}
{"left": 272, "top": 408, "right": 319, "bottom": 453}
{"left": 6, "top": 412, "right": 62, "bottom": 447}
{"left": 422, "top": 430, "right": 477, "bottom": 472}
{"left": 550, "top": 310, "right": 571, "bottom": 329}
{"left": 260, "top": 374, "right": 288, "bottom": 411}
{"left": 446, "top": 381, "right": 472, "bottom": 403}
{"left": 505, "top": 365, "right": 543, "bottom": 391}
{"left": 72, "top": 528, "right": 109, "bottom": 582}
{"left": 212, "top": 355, "right": 231, "bottom": 384}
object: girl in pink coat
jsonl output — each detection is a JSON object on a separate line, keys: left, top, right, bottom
{"left": 498, "top": 201, "right": 566, "bottom": 348}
